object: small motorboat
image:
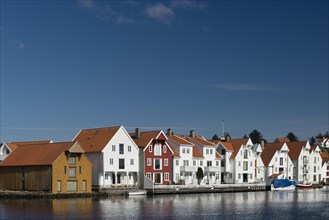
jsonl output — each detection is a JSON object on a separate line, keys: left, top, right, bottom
{"left": 296, "top": 183, "right": 312, "bottom": 189}
{"left": 270, "top": 178, "right": 296, "bottom": 191}
{"left": 127, "top": 190, "right": 147, "bottom": 196}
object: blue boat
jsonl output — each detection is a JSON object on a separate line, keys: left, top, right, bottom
{"left": 271, "top": 179, "right": 296, "bottom": 191}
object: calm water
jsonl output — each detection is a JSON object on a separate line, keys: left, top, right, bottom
{"left": 1, "top": 187, "right": 329, "bottom": 219}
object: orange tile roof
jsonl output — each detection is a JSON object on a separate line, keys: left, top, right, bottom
{"left": 286, "top": 141, "right": 307, "bottom": 160}
{"left": 220, "top": 142, "right": 234, "bottom": 151}
{"left": 5, "top": 140, "right": 52, "bottom": 152}
{"left": 0, "top": 142, "right": 79, "bottom": 166}
{"left": 274, "top": 138, "right": 290, "bottom": 143}
{"left": 229, "top": 139, "right": 249, "bottom": 159}
{"left": 192, "top": 147, "right": 204, "bottom": 158}
{"left": 130, "top": 131, "right": 164, "bottom": 148}
{"left": 187, "top": 136, "right": 216, "bottom": 146}
{"left": 168, "top": 135, "right": 193, "bottom": 145}
{"left": 73, "top": 126, "right": 120, "bottom": 153}
{"left": 261, "top": 142, "right": 284, "bottom": 166}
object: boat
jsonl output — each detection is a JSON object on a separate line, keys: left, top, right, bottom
{"left": 128, "top": 190, "right": 147, "bottom": 196}
{"left": 270, "top": 178, "right": 296, "bottom": 191}
{"left": 296, "top": 183, "right": 312, "bottom": 189}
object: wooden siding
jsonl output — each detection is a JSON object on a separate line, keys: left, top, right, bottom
{"left": 52, "top": 152, "right": 92, "bottom": 193}
{"left": 0, "top": 166, "right": 51, "bottom": 191}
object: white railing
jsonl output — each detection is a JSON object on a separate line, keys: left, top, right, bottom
{"left": 204, "top": 166, "right": 221, "bottom": 172}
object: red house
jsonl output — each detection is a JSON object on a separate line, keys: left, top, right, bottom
{"left": 130, "top": 129, "right": 174, "bottom": 185}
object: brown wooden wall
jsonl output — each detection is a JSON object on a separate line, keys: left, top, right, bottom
{"left": 0, "top": 166, "right": 51, "bottom": 191}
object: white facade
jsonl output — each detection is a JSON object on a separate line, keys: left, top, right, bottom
{"left": 0, "top": 144, "right": 11, "bottom": 162}
{"left": 264, "top": 143, "right": 294, "bottom": 185}
{"left": 321, "top": 154, "right": 329, "bottom": 184}
{"left": 309, "top": 146, "right": 322, "bottom": 184}
{"left": 232, "top": 139, "right": 258, "bottom": 184}
{"left": 253, "top": 144, "right": 266, "bottom": 183}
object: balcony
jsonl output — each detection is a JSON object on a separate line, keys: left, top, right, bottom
{"left": 180, "top": 166, "right": 198, "bottom": 172}
{"left": 204, "top": 166, "right": 221, "bottom": 172}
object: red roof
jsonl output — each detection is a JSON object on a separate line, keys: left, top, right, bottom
{"left": 186, "top": 136, "right": 216, "bottom": 147}
{"left": 229, "top": 139, "right": 249, "bottom": 159}
{"left": 73, "top": 126, "right": 121, "bottom": 152}
{"left": 261, "top": 142, "right": 284, "bottom": 166}
{"left": 274, "top": 138, "right": 290, "bottom": 143}
{"left": 0, "top": 142, "right": 82, "bottom": 166}
{"left": 192, "top": 147, "right": 204, "bottom": 158}
{"left": 130, "top": 131, "right": 165, "bottom": 148}
{"left": 168, "top": 135, "right": 193, "bottom": 145}
{"left": 5, "top": 140, "right": 52, "bottom": 152}
{"left": 286, "top": 141, "right": 307, "bottom": 160}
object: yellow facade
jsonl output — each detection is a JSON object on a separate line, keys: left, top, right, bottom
{"left": 52, "top": 153, "right": 92, "bottom": 193}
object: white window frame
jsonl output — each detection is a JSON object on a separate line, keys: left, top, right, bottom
{"left": 146, "top": 172, "right": 152, "bottom": 180}
{"left": 147, "top": 158, "right": 152, "bottom": 166}
{"left": 163, "top": 145, "right": 167, "bottom": 153}
{"left": 154, "top": 158, "right": 162, "bottom": 170}
{"left": 110, "top": 158, "right": 113, "bottom": 165}
{"left": 112, "top": 145, "right": 116, "bottom": 151}
{"left": 130, "top": 159, "right": 134, "bottom": 165}
{"left": 164, "top": 158, "right": 168, "bottom": 166}
{"left": 164, "top": 172, "right": 169, "bottom": 181}
{"left": 128, "top": 145, "right": 131, "bottom": 152}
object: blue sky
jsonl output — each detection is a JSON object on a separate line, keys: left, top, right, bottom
{"left": 0, "top": 0, "right": 328, "bottom": 143}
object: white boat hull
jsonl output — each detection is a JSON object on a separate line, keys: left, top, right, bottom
{"left": 271, "top": 184, "right": 296, "bottom": 191}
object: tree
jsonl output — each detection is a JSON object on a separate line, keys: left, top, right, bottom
{"left": 196, "top": 167, "right": 204, "bottom": 185}
{"left": 324, "top": 131, "right": 329, "bottom": 138}
{"left": 248, "top": 129, "right": 264, "bottom": 144}
{"left": 316, "top": 132, "right": 323, "bottom": 139}
{"left": 309, "top": 136, "right": 316, "bottom": 146}
{"left": 212, "top": 134, "right": 220, "bottom": 140}
{"left": 286, "top": 132, "right": 298, "bottom": 142}
{"left": 243, "top": 134, "right": 248, "bottom": 139}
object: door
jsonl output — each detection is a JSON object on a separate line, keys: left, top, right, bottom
{"left": 154, "top": 173, "right": 161, "bottom": 184}
{"left": 117, "top": 174, "right": 121, "bottom": 184}
{"left": 243, "top": 174, "right": 248, "bottom": 183}
{"left": 112, "top": 173, "right": 116, "bottom": 184}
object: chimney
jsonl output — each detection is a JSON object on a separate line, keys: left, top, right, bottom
{"left": 225, "top": 135, "right": 231, "bottom": 142}
{"left": 190, "top": 130, "right": 194, "bottom": 138}
{"left": 135, "top": 128, "right": 141, "bottom": 139}
{"left": 167, "top": 128, "right": 172, "bottom": 136}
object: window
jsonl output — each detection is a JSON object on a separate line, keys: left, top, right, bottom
{"left": 193, "top": 160, "right": 196, "bottom": 166}
{"left": 105, "top": 173, "right": 109, "bottom": 179}
{"left": 238, "top": 174, "right": 241, "bottom": 179}
{"left": 187, "top": 148, "right": 190, "bottom": 154}
{"left": 110, "top": 158, "right": 113, "bottom": 165}
{"left": 147, "top": 158, "right": 152, "bottom": 166}
{"left": 275, "top": 157, "right": 278, "bottom": 162}
{"left": 216, "top": 161, "right": 219, "bottom": 166}
{"left": 154, "top": 144, "right": 162, "bottom": 156}
{"left": 183, "top": 160, "right": 189, "bottom": 166}
{"left": 112, "top": 145, "right": 116, "bottom": 151}
{"left": 243, "top": 150, "right": 248, "bottom": 159}
{"left": 238, "top": 161, "right": 241, "bottom": 167}
{"left": 222, "top": 149, "right": 226, "bottom": 155}
{"left": 313, "top": 175, "right": 316, "bottom": 181}
{"left": 207, "top": 161, "right": 212, "bottom": 167}
{"left": 154, "top": 159, "right": 161, "bottom": 170}
{"left": 149, "top": 145, "right": 152, "bottom": 152}
{"left": 200, "top": 161, "right": 203, "bottom": 166}
{"left": 146, "top": 173, "right": 152, "bottom": 180}
{"left": 69, "top": 155, "right": 76, "bottom": 165}
{"left": 82, "top": 180, "right": 87, "bottom": 192}
{"left": 280, "top": 158, "right": 283, "bottom": 166}
{"left": 79, "top": 166, "right": 82, "bottom": 174}
{"left": 130, "top": 159, "right": 134, "bottom": 165}
{"left": 183, "top": 148, "right": 186, "bottom": 154}
{"left": 163, "top": 145, "right": 167, "bottom": 153}
{"left": 119, "top": 144, "right": 124, "bottom": 154}
{"left": 67, "top": 181, "right": 77, "bottom": 192}
{"left": 206, "top": 149, "right": 209, "bottom": 154}
{"left": 176, "top": 160, "right": 179, "bottom": 166}
{"left": 164, "top": 159, "right": 168, "bottom": 166}
{"left": 69, "top": 167, "right": 76, "bottom": 178}
{"left": 210, "top": 149, "right": 213, "bottom": 155}
{"left": 128, "top": 145, "right": 131, "bottom": 152}
{"left": 57, "top": 180, "right": 61, "bottom": 192}
{"left": 164, "top": 172, "right": 169, "bottom": 181}
{"left": 243, "top": 161, "right": 248, "bottom": 171}
{"left": 314, "top": 166, "right": 316, "bottom": 172}
{"left": 119, "top": 159, "right": 125, "bottom": 169}
{"left": 250, "top": 162, "right": 252, "bottom": 167}
{"left": 314, "top": 157, "right": 316, "bottom": 163}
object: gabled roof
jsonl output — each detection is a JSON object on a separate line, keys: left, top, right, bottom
{"left": 186, "top": 136, "right": 216, "bottom": 147}
{"left": 73, "top": 126, "right": 121, "bottom": 153}
{"left": 168, "top": 135, "right": 193, "bottom": 145}
{"left": 261, "top": 142, "right": 286, "bottom": 166}
{"left": 193, "top": 147, "right": 204, "bottom": 158}
{"left": 274, "top": 138, "right": 290, "bottom": 143}
{"left": 0, "top": 142, "right": 83, "bottom": 166}
{"left": 220, "top": 142, "right": 234, "bottom": 152}
{"left": 4, "top": 140, "right": 52, "bottom": 152}
{"left": 286, "top": 141, "right": 308, "bottom": 160}
{"left": 228, "top": 139, "right": 249, "bottom": 159}
{"left": 130, "top": 131, "right": 165, "bottom": 148}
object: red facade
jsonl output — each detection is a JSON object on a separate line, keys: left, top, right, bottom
{"left": 143, "top": 133, "right": 173, "bottom": 184}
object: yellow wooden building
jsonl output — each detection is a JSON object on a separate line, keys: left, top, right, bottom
{"left": 0, "top": 142, "right": 92, "bottom": 193}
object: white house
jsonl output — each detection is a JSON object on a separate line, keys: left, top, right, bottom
{"left": 73, "top": 126, "right": 140, "bottom": 188}
{"left": 217, "top": 138, "right": 259, "bottom": 184}
{"left": 286, "top": 141, "right": 312, "bottom": 183}
{"left": 315, "top": 138, "right": 329, "bottom": 148}
{"left": 185, "top": 130, "right": 222, "bottom": 185}
{"left": 309, "top": 145, "right": 322, "bottom": 184}
{"left": 0, "top": 140, "right": 52, "bottom": 162}
{"left": 320, "top": 151, "right": 329, "bottom": 184}
{"left": 261, "top": 142, "right": 294, "bottom": 185}
{"left": 167, "top": 131, "right": 205, "bottom": 185}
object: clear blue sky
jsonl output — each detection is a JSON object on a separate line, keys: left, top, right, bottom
{"left": 1, "top": 0, "right": 328, "bottom": 143}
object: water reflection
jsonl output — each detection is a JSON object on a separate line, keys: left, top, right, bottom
{"left": 0, "top": 187, "right": 328, "bottom": 219}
